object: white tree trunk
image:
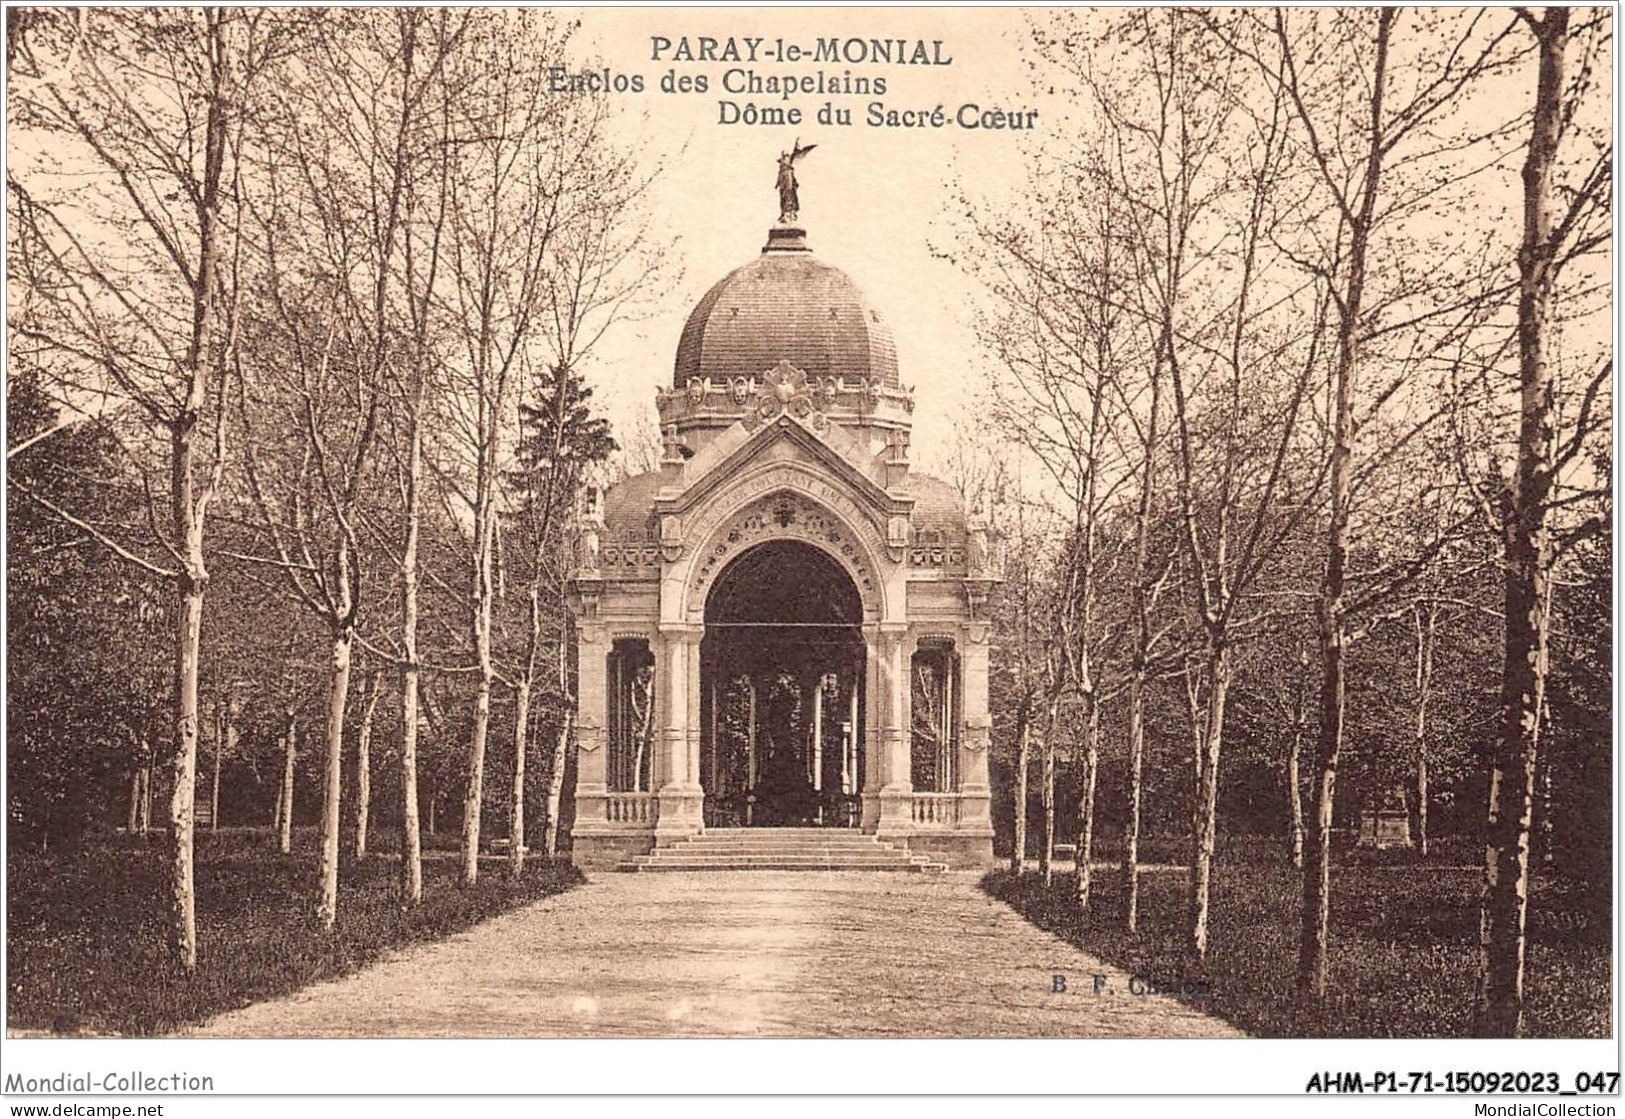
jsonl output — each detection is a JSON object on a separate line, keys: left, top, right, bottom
{"left": 462, "top": 496, "right": 498, "bottom": 887}
{"left": 510, "top": 678, "right": 530, "bottom": 877}
{"left": 1289, "top": 647, "right": 1308, "bottom": 870}
{"left": 1075, "top": 689, "right": 1100, "bottom": 913}
{"left": 1011, "top": 709, "right": 1032, "bottom": 875}
{"left": 544, "top": 711, "right": 573, "bottom": 861}
{"left": 141, "top": 761, "right": 153, "bottom": 833}
{"left": 397, "top": 411, "right": 425, "bottom": 903}
{"left": 463, "top": 607, "right": 493, "bottom": 887}
{"left": 166, "top": 570, "right": 205, "bottom": 970}
{"left": 1124, "top": 670, "right": 1147, "bottom": 929}
{"left": 271, "top": 735, "right": 284, "bottom": 833}
{"left": 1299, "top": 9, "right": 1391, "bottom": 1000}
{"left": 279, "top": 711, "right": 297, "bottom": 855}
{"left": 1039, "top": 698, "right": 1059, "bottom": 886}
{"left": 1188, "top": 645, "right": 1230, "bottom": 961}
{"left": 354, "top": 671, "right": 381, "bottom": 860}
{"left": 211, "top": 701, "right": 224, "bottom": 832}
{"left": 128, "top": 768, "right": 141, "bottom": 833}
{"left": 1482, "top": 7, "right": 1569, "bottom": 1037}
{"left": 317, "top": 626, "right": 353, "bottom": 932}
{"left": 1414, "top": 605, "right": 1436, "bottom": 859}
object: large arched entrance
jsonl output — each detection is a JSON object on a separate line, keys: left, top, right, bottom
{"left": 700, "top": 540, "right": 866, "bottom": 827}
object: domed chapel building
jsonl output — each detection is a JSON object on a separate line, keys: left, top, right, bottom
{"left": 569, "top": 215, "right": 998, "bottom": 870}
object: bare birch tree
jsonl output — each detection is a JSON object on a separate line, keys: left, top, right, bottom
{"left": 8, "top": 8, "right": 276, "bottom": 970}
{"left": 234, "top": 9, "right": 452, "bottom": 931}
{"left": 1480, "top": 5, "right": 1612, "bottom": 1037}
{"left": 376, "top": 10, "right": 466, "bottom": 906}
{"left": 1216, "top": 5, "right": 1563, "bottom": 1001}
{"left": 503, "top": 123, "right": 657, "bottom": 872}
{"left": 1096, "top": 10, "right": 1327, "bottom": 961}
{"left": 953, "top": 128, "right": 1140, "bottom": 912}
{"left": 432, "top": 11, "right": 607, "bottom": 886}
{"left": 353, "top": 668, "right": 383, "bottom": 859}
{"left": 277, "top": 705, "right": 297, "bottom": 855}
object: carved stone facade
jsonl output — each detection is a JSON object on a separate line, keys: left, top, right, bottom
{"left": 570, "top": 224, "right": 998, "bottom": 869}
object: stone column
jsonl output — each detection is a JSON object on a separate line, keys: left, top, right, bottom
{"left": 661, "top": 632, "right": 687, "bottom": 783}
{"left": 570, "top": 625, "right": 642, "bottom": 870}
{"left": 687, "top": 633, "right": 704, "bottom": 806}
{"left": 903, "top": 632, "right": 920, "bottom": 785}
{"left": 572, "top": 626, "right": 608, "bottom": 826}
{"left": 655, "top": 625, "right": 703, "bottom": 843}
{"left": 958, "top": 630, "right": 994, "bottom": 837}
{"left": 859, "top": 625, "right": 882, "bottom": 829}
{"left": 875, "top": 623, "right": 913, "bottom": 837}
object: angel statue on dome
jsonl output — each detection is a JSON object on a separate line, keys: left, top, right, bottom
{"left": 776, "top": 139, "right": 817, "bottom": 224}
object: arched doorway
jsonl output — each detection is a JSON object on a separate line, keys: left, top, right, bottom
{"left": 700, "top": 539, "right": 865, "bottom": 827}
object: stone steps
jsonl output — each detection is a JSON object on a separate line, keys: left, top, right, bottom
{"left": 698, "top": 825, "right": 864, "bottom": 831}
{"left": 630, "top": 853, "right": 917, "bottom": 863}
{"left": 620, "top": 828, "right": 946, "bottom": 873}
{"left": 630, "top": 863, "right": 944, "bottom": 873}
{"left": 661, "top": 850, "right": 904, "bottom": 858}
{"left": 671, "top": 840, "right": 888, "bottom": 850}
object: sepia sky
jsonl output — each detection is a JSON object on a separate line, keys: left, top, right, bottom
{"left": 8, "top": 7, "right": 1607, "bottom": 484}
{"left": 569, "top": 7, "right": 1047, "bottom": 473}
{"left": 565, "top": 6, "right": 1613, "bottom": 483}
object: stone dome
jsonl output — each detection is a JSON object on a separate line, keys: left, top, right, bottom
{"left": 673, "top": 228, "right": 899, "bottom": 390}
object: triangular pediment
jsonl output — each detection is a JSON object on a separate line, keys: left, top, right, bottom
{"left": 660, "top": 415, "right": 904, "bottom": 525}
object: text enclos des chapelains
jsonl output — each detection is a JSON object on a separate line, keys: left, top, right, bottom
{"left": 546, "top": 36, "right": 1040, "bottom": 133}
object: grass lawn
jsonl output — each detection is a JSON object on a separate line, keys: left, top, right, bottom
{"left": 7, "top": 828, "right": 582, "bottom": 1036}
{"left": 983, "top": 857, "right": 1609, "bottom": 1038}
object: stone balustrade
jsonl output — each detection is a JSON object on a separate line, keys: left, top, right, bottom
{"left": 605, "top": 793, "right": 657, "bottom": 826}
{"left": 909, "top": 793, "right": 962, "bottom": 828}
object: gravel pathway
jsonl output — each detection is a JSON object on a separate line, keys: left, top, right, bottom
{"left": 187, "top": 871, "right": 1244, "bottom": 1038}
